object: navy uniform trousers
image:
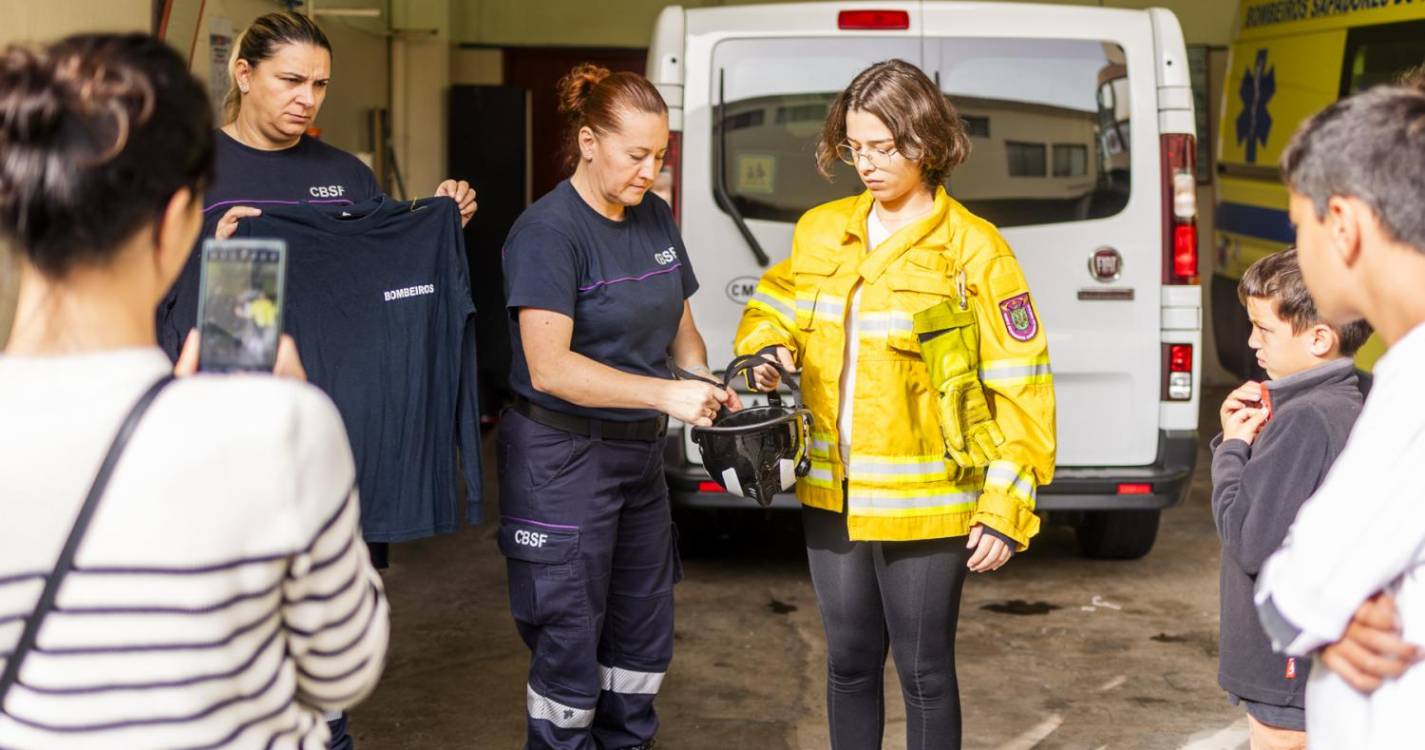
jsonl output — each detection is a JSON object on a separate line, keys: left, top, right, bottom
{"left": 497, "top": 410, "right": 681, "bottom": 750}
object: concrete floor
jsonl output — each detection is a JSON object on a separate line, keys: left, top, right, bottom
{"left": 350, "top": 391, "right": 1251, "bottom": 750}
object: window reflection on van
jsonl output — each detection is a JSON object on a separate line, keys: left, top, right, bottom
{"left": 714, "top": 36, "right": 1131, "bottom": 229}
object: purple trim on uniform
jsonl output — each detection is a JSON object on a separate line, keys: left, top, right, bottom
{"left": 18, "top": 623, "right": 283, "bottom": 695}
{"left": 203, "top": 197, "right": 354, "bottom": 214}
{"left": 2, "top": 659, "right": 287, "bottom": 733}
{"left": 502, "top": 515, "right": 579, "bottom": 531}
{"left": 577, "top": 263, "right": 682, "bottom": 293}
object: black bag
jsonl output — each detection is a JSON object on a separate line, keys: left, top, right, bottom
{"left": 0, "top": 375, "right": 174, "bottom": 712}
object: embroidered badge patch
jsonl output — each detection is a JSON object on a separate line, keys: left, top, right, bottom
{"left": 999, "top": 293, "right": 1039, "bottom": 342}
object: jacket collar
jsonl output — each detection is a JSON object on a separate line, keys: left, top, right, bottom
{"left": 1265, "top": 358, "right": 1359, "bottom": 409}
{"left": 841, "top": 186, "right": 956, "bottom": 284}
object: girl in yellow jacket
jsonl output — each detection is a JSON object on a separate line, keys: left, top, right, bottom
{"left": 739, "top": 60, "right": 1056, "bottom": 749}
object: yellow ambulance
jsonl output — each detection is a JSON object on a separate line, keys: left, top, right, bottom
{"left": 1213, "top": 1, "right": 1424, "bottom": 375}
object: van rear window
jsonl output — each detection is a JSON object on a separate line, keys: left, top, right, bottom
{"left": 712, "top": 37, "right": 1131, "bottom": 228}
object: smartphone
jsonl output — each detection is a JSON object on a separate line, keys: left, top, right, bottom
{"left": 195, "top": 238, "right": 287, "bottom": 373}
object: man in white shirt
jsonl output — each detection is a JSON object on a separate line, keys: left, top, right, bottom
{"left": 1254, "top": 85, "right": 1425, "bottom": 747}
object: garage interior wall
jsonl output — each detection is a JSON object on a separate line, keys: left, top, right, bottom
{"left": 0, "top": 0, "right": 153, "bottom": 349}
{"left": 186, "top": 0, "right": 388, "bottom": 164}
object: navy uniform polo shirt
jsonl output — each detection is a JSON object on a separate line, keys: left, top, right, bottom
{"left": 502, "top": 180, "right": 698, "bottom": 422}
{"left": 158, "top": 131, "right": 383, "bottom": 356}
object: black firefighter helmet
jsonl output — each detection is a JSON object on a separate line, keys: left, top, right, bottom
{"left": 680, "top": 355, "right": 812, "bottom": 507}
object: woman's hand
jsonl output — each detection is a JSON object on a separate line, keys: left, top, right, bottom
{"left": 435, "top": 179, "right": 478, "bottom": 227}
{"left": 658, "top": 379, "right": 730, "bottom": 427}
{"left": 174, "top": 329, "right": 307, "bottom": 382}
{"left": 750, "top": 346, "right": 795, "bottom": 391}
{"left": 214, "top": 206, "right": 262, "bottom": 240}
{"left": 966, "top": 524, "right": 1012, "bottom": 573}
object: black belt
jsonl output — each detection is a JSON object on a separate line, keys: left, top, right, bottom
{"left": 512, "top": 396, "right": 668, "bottom": 442}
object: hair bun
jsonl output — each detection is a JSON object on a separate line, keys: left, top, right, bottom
{"left": 0, "top": 46, "right": 68, "bottom": 149}
{"left": 557, "top": 63, "right": 612, "bottom": 119}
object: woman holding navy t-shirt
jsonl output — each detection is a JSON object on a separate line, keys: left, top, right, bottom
{"left": 498, "top": 64, "right": 737, "bottom": 750}
{"left": 158, "top": 12, "right": 476, "bottom": 357}
{"left": 154, "top": 12, "right": 477, "bottom": 749}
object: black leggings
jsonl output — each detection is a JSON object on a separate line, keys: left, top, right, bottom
{"left": 802, "top": 505, "right": 972, "bottom": 750}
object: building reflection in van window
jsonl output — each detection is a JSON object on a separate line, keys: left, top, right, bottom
{"left": 1054, "top": 143, "right": 1088, "bottom": 177}
{"left": 1006, "top": 141, "right": 1047, "bottom": 177}
{"left": 712, "top": 36, "right": 1129, "bottom": 228}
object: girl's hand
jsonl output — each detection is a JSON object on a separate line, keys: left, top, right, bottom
{"left": 966, "top": 524, "right": 1012, "bottom": 572}
{"left": 750, "top": 346, "right": 795, "bottom": 391}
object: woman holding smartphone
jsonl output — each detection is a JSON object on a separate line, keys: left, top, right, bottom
{"left": 0, "top": 33, "right": 388, "bottom": 749}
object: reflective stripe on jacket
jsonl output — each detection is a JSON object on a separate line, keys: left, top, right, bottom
{"left": 734, "top": 187, "right": 1056, "bottom": 547}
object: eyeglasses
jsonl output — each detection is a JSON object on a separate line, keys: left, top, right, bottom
{"left": 836, "top": 142, "right": 899, "bottom": 168}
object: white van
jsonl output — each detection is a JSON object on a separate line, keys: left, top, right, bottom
{"left": 647, "top": 1, "right": 1202, "bottom": 558}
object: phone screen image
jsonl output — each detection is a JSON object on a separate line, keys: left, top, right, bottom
{"left": 196, "top": 239, "right": 287, "bottom": 373}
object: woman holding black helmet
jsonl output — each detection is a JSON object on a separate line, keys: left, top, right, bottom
{"left": 497, "top": 63, "right": 741, "bottom": 750}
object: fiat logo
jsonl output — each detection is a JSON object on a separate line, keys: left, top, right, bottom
{"left": 1089, "top": 247, "right": 1123, "bottom": 282}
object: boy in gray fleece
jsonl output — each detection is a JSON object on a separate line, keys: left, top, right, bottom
{"left": 1211, "top": 248, "right": 1371, "bottom": 748}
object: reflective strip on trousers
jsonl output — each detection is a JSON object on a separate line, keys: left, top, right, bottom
{"left": 600, "top": 665, "right": 667, "bottom": 695}
{"left": 847, "top": 491, "right": 980, "bottom": 511}
{"left": 527, "top": 684, "right": 595, "bottom": 729}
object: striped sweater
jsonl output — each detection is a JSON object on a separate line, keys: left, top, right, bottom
{"left": 0, "top": 348, "right": 390, "bottom": 749}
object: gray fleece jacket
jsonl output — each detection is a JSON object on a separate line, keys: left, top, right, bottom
{"left": 1210, "top": 358, "right": 1364, "bottom": 706}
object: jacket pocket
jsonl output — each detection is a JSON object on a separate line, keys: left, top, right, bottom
{"left": 792, "top": 251, "right": 841, "bottom": 331}
{"left": 498, "top": 519, "right": 580, "bottom": 564}
{"left": 498, "top": 519, "right": 590, "bottom": 632}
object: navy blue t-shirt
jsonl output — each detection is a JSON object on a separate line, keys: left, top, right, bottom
{"left": 503, "top": 181, "right": 697, "bottom": 422}
{"left": 157, "top": 131, "right": 383, "bottom": 354}
{"left": 206, "top": 129, "right": 380, "bottom": 210}
{"left": 214, "top": 196, "right": 481, "bottom": 542}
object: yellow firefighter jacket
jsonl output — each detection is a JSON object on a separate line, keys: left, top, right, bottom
{"left": 734, "top": 187, "right": 1056, "bottom": 548}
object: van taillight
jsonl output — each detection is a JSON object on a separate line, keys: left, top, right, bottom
{"left": 1161, "top": 133, "right": 1198, "bottom": 285}
{"left": 1163, "top": 343, "right": 1193, "bottom": 401}
{"left": 654, "top": 131, "right": 682, "bottom": 225}
{"left": 838, "top": 10, "right": 910, "bottom": 30}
